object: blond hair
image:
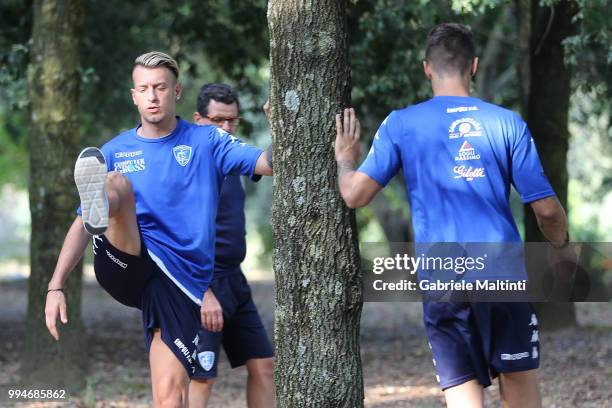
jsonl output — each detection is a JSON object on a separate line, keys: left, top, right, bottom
{"left": 133, "top": 51, "right": 179, "bottom": 80}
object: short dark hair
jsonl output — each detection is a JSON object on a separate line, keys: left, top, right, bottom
{"left": 425, "top": 23, "right": 476, "bottom": 75}
{"left": 196, "top": 83, "right": 240, "bottom": 115}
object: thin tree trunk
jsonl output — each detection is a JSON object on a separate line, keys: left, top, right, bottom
{"left": 476, "top": 7, "right": 511, "bottom": 101}
{"left": 515, "top": 0, "right": 531, "bottom": 116}
{"left": 268, "top": 1, "right": 363, "bottom": 406}
{"left": 22, "top": 0, "right": 85, "bottom": 391}
{"left": 525, "top": 0, "right": 578, "bottom": 330}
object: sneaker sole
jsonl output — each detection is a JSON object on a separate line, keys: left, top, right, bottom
{"left": 74, "top": 147, "right": 109, "bottom": 235}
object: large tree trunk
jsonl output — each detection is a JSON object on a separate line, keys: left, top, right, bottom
{"left": 268, "top": 1, "right": 363, "bottom": 406}
{"left": 525, "top": 0, "right": 578, "bottom": 330}
{"left": 22, "top": 0, "right": 85, "bottom": 391}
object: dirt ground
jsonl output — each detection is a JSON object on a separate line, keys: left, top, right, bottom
{"left": 0, "top": 279, "right": 610, "bottom": 407}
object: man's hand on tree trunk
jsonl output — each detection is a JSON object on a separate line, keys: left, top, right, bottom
{"left": 335, "top": 107, "right": 361, "bottom": 164}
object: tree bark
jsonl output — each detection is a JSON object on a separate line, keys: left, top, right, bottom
{"left": 525, "top": 0, "right": 578, "bottom": 330}
{"left": 268, "top": 1, "right": 363, "bottom": 406}
{"left": 22, "top": 0, "right": 86, "bottom": 391}
{"left": 514, "top": 0, "right": 531, "bottom": 116}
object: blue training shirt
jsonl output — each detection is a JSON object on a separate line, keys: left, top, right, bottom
{"left": 97, "top": 118, "right": 263, "bottom": 305}
{"left": 359, "top": 96, "right": 555, "bottom": 243}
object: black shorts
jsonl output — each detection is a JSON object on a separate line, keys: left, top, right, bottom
{"left": 195, "top": 269, "right": 274, "bottom": 378}
{"left": 92, "top": 234, "right": 153, "bottom": 308}
{"left": 92, "top": 235, "right": 211, "bottom": 378}
{"left": 423, "top": 301, "right": 540, "bottom": 390}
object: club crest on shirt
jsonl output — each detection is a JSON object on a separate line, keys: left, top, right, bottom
{"left": 198, "top": 351, "right": 215, "bottom": 371}
{"left": 173, "top": 145, "right": 193, "bottom": 167}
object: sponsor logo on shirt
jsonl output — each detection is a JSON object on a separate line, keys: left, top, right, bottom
{"left": 446, "top": 106, "right": 479, "bottom": 113}
{"left": 114, "top": 158, "right": 146, "bottom": 173}
{"left": 217, "top": 127, "right": 246, "bottom": 147}
{"left": 173, "top": 145, "right": 193, "bottom": 167}
{"left": 449, "top": 117, "right": 482, "bottom": 139}
{"left": 454, "top": 141, "right": 481, "bottom": 161}
{"left": 453, "top": 165, "right": 485, "bottom": 181}
{"left": 115, "top": 150, "right": 143, "bottom": 158}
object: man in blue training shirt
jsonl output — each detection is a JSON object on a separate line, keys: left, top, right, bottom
{"left": 44, "top": 52, "right": 273, "bottom": 408}
{"left": 335, "top": 24, "right": 572, "bottom": 408}
{"left": 190, "top": 83, "right": 274, "bottom": 407}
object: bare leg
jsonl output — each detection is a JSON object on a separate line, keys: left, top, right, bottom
{"left": 104, "top": 171, "right": 141, "bottom": 255}
{"left": 188, "top": 378, "right": 214, "bottom": 408}
{"left": 499, "top": 369, "right": 542, "bottom": 408}
{"left": 150, "top": 329, "right": 190, "bottom": 408}
{"left": 246, "top": 358, "right": 275, "bottom": 408}
{"left": 443, "top": 379, "right": 484, "bottom": 408}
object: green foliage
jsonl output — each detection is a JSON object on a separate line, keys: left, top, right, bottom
{"left": 450, "top": 0, "right": 502, "bottom": 14}
{"left": 563, "top": 0, "right": 611, "bottom": 99}
{"left": 347, "top": 1, "right": 510, "bottom": 137}
{"left": 0, "top": 111, "right": 28, "bottom": 186}
{"left": 0, "top": 0, "right": 609, "bottom": 253}
{"left": 348, "top": 1, "right": 448, "bottom": 130}
{"left": 0, "top": 0, "right": 31, "bottom": 188}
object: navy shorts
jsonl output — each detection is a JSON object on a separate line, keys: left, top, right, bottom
{"left": 195, "top": 269, "right": 274, "bottom": 378}
{"left": 423, "top": 301, "right": 540, "bottom": 390}
{"left": 92, "top": 235, "right": 212, "bottom": 379}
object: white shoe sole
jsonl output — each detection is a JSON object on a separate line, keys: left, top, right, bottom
{"left": 74, "top": 147, "right": 109, "bottom": 235}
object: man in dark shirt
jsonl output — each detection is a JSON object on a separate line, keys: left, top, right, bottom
{"left": 190, "top": 83, "right": 274, "bottom": 407}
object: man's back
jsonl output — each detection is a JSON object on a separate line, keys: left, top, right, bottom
{"left": 359, "top": 96, "right": 554, "bottom": 242}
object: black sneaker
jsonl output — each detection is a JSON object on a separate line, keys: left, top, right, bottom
{"left": 74, "top": 147, "right": 109, "bottom": 235}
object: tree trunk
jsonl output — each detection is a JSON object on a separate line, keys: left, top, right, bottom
{"left": 515, "top": 0, "right": 531, "bottom": 116}
{"left": 268, "top": 1, "right": 363, "bottom": 406}
{"left": 22, "top": 0, "right": 85, "bottom": 391}
{"left": 525, "top": 0, "right": 578, "bottom": 330}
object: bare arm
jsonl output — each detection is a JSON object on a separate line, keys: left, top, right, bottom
{"left": 529, "top": 196, "right": 569, "bottom": 245}
{"left": 254, "top": 100, "right": 274, "bottom": 176}
{"left": 45, "top": 216, "right": 90, "bottom": 340}
{"left": 335, "top": 108, "right": 382, "bottom": 208}
{"left": 255, "top": 149, "right": 273, "bottom": 176}
{"left": 531, "top": 196, "right": 577, "bottom": 300}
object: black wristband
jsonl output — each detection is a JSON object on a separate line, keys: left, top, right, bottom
{"left": 550, "top": 232, "right": 570, "bottom": 249}
{"left": 47, "top": 288, "right": 64, "bottom": 293}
